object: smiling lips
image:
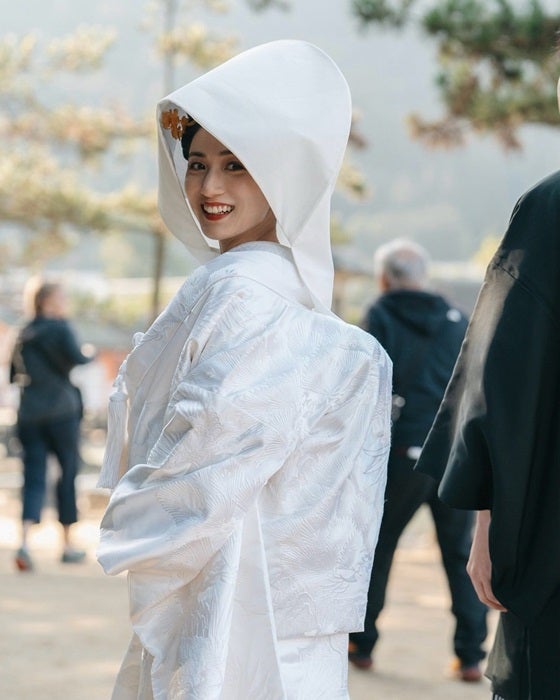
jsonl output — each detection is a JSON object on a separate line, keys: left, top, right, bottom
{"left": 202, "top": 202, "right": 234, "bottom": 221}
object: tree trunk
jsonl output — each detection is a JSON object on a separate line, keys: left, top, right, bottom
{"left": 149, "top": 0, "right": 179, "bottom": 323}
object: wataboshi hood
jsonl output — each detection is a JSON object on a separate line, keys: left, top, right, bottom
{"left": 157, "top": 39, "right": 352, "bottom": 311}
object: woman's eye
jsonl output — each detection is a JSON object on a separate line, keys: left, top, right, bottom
{"left": 226, "top": 161, "right": 246, "bottom": 172}
{"left": 187, "top": 161, "right": 205, "bottom": 171}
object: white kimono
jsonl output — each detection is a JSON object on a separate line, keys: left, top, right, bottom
{"left": 97, "top": 41, "right": 392, "bottom": 700}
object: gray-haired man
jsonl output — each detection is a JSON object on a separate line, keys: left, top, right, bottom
{"left": 349, "top": 239, "right": 487, "bottom": 682}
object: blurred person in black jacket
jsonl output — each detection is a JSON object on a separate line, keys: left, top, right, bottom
{"left": 349, "top": 239, "right": 487, "bottom": 681}
{"left": 10, "top": 280, "right": 94, "bottom": 571}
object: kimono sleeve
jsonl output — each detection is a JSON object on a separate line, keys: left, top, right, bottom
{"left": 97, "top": 285, "right": 302, "bottom": 580}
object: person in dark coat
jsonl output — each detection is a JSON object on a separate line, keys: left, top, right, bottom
{"left": 416, "top": 78, "right": 560, "bottom": 699}
{"left": 417, "top": 165, "right": 560, "bottom": 699}
{"left": 11, "top": 280, "right": 94, "bottom": 571}
{"left": 349, "top": 239, "right": 487, "bottom": 681}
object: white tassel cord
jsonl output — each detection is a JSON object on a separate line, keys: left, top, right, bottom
{"left": 97, "top": 376, "right": 129, "bottom": 490}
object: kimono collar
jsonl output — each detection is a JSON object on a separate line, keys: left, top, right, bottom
{"left": 220, "top": 241, "right": 313, "bottom": 308}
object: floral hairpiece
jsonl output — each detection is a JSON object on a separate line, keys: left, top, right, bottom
{"left": 160, "top": 108, "right": 196, "bottom": 139}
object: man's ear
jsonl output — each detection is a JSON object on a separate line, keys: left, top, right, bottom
{"left": 379, "top": 272, "right": 391, "bottom": 293}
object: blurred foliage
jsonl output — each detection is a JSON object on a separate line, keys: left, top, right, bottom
{"left": 352, "top": 0, "right": 414, "bottom": 26}
{"left": 7, "top": 104, "right": 152, "bottom": 160}
{"left": 341, "top": 110, "right": 370, "bottom": 201}
{"left": 1, "top": 0, "right": 366, "bottom": 314}
{"left": 0, "top": 0, "right": 275, "bottom": 286}
{"left": 352, "top": 0, "right": 560, "bottom": 149}
{"left": 330, "top": 214, "right": 352, "bottom": 246}
{"left": 155, "top": 22, "right": 237, "bottom": 67}
{"left": 72, "top": 288, "right": 155, "bottom": 331}
{"left": 245, "top": 0, "right": 290, "bottom": 10}
{"left": 0, "top": 28, "right": 154, "bottom": 274}
{"left": 471, "top": 233, "right": 501, "bottom": 267}
{"left": 46, "top": 25, "right": 118, "bottom": 72}
{"left": 337, "top": 160, "right": 371, "bottom": 200}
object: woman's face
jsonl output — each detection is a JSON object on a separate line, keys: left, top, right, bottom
{"left": 184, "top": 128, "right": 276, "bottom": 253}
{"left": 41, "top": 287, "right": 68, "bottom": 319}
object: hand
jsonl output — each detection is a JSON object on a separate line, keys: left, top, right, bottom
{"left": 81, "top": 342, "right": 97, "bottom": 359}
{"left": 467, "top": 510, "right": 508, "bottom": 612}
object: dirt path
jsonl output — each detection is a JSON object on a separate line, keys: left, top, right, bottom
{"left": 0, "top": 482, "right": 496, "bottom": 699}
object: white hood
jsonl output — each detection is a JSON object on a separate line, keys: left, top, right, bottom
{"left": 157, "top": 39, "right": 351, "bottom": 311}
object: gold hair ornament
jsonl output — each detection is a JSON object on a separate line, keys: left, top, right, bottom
{"left": 160, "top": 108, "right": 196, "bottom": 139}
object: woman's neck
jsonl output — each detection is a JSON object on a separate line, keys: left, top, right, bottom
{"left": 219, "top": 208, "right": 277, "bottom": 254}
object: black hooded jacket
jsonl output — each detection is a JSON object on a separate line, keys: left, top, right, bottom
{"left": 11, "top": 317, "right": 92, "bottom": 422}
{"left": 365, "top": 289, "right": 467, "bottom": 449}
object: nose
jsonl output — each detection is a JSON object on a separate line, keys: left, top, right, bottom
{"left": 200, "top": 167, "right": 225, "bottom": 197}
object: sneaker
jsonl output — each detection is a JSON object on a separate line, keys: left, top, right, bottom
{"left": 348, "top": 652, "right": 373, "bottom": 670}
{"left": 451, "top": 658, "right": 482, "bottom": 683}
{"left": 459, "top": 664, "right": 482, "bottom": 682}
{"left": 348, "top": 642, "right": 373, "bottom": 671}
{"left": 15, "top": 547, "right": 34, "bottom": 572}
{"left": 61, "top": 548, "right": 86, "bottom": 564}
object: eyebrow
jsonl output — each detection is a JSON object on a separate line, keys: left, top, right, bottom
{"left": 188, "top": 149, "right": 233, "bottom": 158}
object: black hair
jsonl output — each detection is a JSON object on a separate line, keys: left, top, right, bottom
{"left": 181, "top": 122, "right": 201, "bottom": 160}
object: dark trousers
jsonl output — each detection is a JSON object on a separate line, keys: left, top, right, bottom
{"left": 18, "top": 415, "right": 81, "bottom": 525}
{"left": 350, "top": 451, "right": 488, "bottom": 666}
